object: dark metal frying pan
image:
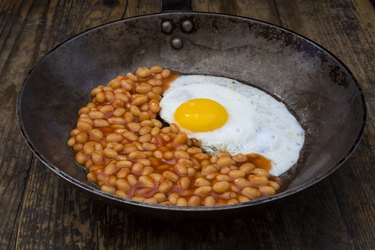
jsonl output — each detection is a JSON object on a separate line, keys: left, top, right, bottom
{"left": 17, "top": 0, "right": 366, "bottom": 219}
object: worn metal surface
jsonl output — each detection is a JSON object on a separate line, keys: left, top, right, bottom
{"left": 17, "top": 12, "right": 365, "bottom": 218}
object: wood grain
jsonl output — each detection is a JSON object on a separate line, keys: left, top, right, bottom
{"left": 0, "top": 0, "right": 374, "bottom": 249}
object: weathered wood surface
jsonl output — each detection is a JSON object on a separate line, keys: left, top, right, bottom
{"left": 0, "top": 0, "right": 374, "bottom": 249}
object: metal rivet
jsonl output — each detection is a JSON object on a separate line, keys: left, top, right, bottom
{"left": 171, "top": 38, "right": 183, "bottom": 50}
{"left": 181, "top": 20, "right": 193, "bottom": 33}
{"left": 161, "top": 21, "right": 173, "bottom": 34}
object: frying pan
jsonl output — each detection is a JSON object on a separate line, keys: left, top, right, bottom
{"left": 17, "top": 0, "right": 366, "bottom": 219}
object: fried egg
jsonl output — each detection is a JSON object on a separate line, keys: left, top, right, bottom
{"left": 160, "top": 75, "right": 305, "bottom": 176}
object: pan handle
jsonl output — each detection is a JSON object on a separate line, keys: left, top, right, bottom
{"left": 161, "top": 0, "right": 192, "bottom": 12}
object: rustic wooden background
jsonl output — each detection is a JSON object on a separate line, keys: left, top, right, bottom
{"left": 0, "top": 0, "right": 374, "bottom": 249}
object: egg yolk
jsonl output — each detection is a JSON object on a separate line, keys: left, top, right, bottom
{"left": 174, "top": 98, "right": 229, "bottom": 132}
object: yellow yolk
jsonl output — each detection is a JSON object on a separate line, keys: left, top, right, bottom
{"left": 174, "top": 98, "right": 229, "bottom": 132}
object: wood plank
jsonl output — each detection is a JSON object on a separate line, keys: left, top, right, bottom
{"left": 0, "top": 0, "right": 40, "bottom": 248}
{"left": 275, "top": 0, "right": 375, "bottom": 249}
{"left": 4, "top": 0, "right": 127, "bottom": 249}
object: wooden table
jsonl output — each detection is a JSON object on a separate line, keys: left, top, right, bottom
{"left": 1, "top": 0, "right": 374, "bottom": 249}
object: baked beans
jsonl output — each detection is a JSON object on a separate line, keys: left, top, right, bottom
{"left": 67, "top": 66, "right": 281, "bottom": 206}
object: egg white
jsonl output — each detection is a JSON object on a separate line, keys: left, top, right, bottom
{"left": 160, "top": 75, "right": 305, "bottom": 176}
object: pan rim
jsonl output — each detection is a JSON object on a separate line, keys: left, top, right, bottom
{"left": 16, "top": 11, "right": 367, "bottom": 212}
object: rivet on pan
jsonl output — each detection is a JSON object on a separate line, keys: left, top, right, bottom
{"left": 171, "top": 38, "right": 183, "bottom": 50}
{"left": 181, "top": 20, "right": 194, "bottom": 33}
{"left": 161, "top": 21, "right": 173, "bottom": 34}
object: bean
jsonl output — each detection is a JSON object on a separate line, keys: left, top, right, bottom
{"left": 249, "top": 175, "right": 269, "bottom": 186}
{"left": 217, "top": 156, "right": 235, "bottom": 168}
{"left": 148, "top": 99, "right": 160, "bottom": 113}
{"left": 67, "top": 137, "right": 75, "bottom": 147}
{"left": 134, "top": 187, "right": 153, "bottom": 196}
{"left": 259, "top": 186, "right": 276, "bottom": 196}
{"left": 242, "top": 187, "right": 262, "bottom": 199}
{"left": 216, "top": 174, "right": 230, "bottom": 181}
{"left": 233, "top": 154, "right": 247, "bottom": 163}
{"left": 131, "top": 162, "right": 143, "bottom": 174}
{"left": 177, "top": 159, "right": 193, "bottom": 168}
{"left": 204, "top": 196, "right": 216, "bottom": 206}
{"left": 144, "top": 198, "right": 158, "bottom": 204}
{"left": 139, "top": 176, "right": 154, "bottom": 188}
{"left": 136, "top": 84, "right": 152, "bottom": 94}
{"left": 202, "top": 165, "right": 218, "bottom": 175}
{"left": 194, "top": 186, "right": 212, "bottom": 195}
{"left": 91, "top": 151, "right": 104, "bottom": 164}
{"left": 238, "top": 195, "right": 250, "bottom": 203}
{"left": 129, "top": 151, "right": 146, "bottom": 160}
{"left": 88, "top": 110, "right": 105, "bottom": 119}
{"left": 127, "top": 72, "right": 138, "bottom": 81}
{"left": 101, "top": 185, "right": 115, "bottom": 194}
{"left": 116, "top": 168, "right": 130, "bottom": 178}
{"left": 152, "top": 86, "right": 163, "bottom": 94}
{"left": 123, "top": 144, "right": 138, "bottom": 154}
{"left": 87, "top": 172, "right": 97, "bottom": 182}
{"left": 188, "top": 196, "right": 201, "bottom": 206}
{"left": 172, "top": 164, "right": 185, "bottom": 175}
{"left": 132, "top": 196, "right": 145, "bottom": 202}
{"left": 123, "top": 131, "right": 138, "bottom": 141}
{"left": 161, "top": 69, "right": 171, "bottom": 78}
{"left": 187, "top": 167, "right": 196, "bottom": 176}
{"left": 113, "top": 108, "right": 126, "bottom": 117}
{"left": 194, "top": 153, "right": 210, "bottom": 161}
{"left": 75, "top": 151, "right": 86, "bottom": 165}
{"left": 136, "top": 67, "right": 152, "bottom": 78}
{"left": 153, "top": 150, "right": 163, "bottom": 159}
{"left": 150, "top": 127, "right": 160, "bottom": 136}
{"left": 176, "top": 198, "right": 188, "bottom": 206}
{"left": 152, "top": 119, "right": 162, "bottom": 128}
{"left": 227, "top": 199, "right": 239, "bottom": 205}
{"left": 163, "top": 151, "right": 174, "bottom": 160}
{"left": 168, "top": 193, "right": 179, "bottom": 205}
{"left": 115, "top": 93, "right": 129, "bottom": 102}
{"left": 108, "top": 117, "right": 126, "bottom": 125}
{"left": 77, "top": 121, "right": 92, "bottom": 131}
{"left": 94, "top": 119, "right": 110, "bottom": 127}
{"left": 115, "top": 190, "right": 129, "bottom": 199}
{"left": 149, "top": 173, "right": 162, "bottom": 182}
{"left": 153, "top": 193, "right": 167, "bottom": 202}
{"left": 124, "top": 112, "right": 134, "bottom": 123}
{"left": 132, "top": 95, "right": 148, "bottom": 106}
{"left": 221, "top": 191, "right": 237, "bottom": 199}
{"left": 142, "top": 166, "right": 154, "bottom": 176}
{"left": 83, "top": 143, "right": 95, "bottom": 155}
{"left": 104, "top": 148, "right": 118, "bottom": 158}
{"left": 79, "top": 106, "right": 90, "bottom": 114}
{"left": 106, "top": 133, "right": 123, "bottom": 142}
{"left": 239, "top": 163, "right": 255, "bottom": 174}
{"left": 252, "top": 168, "right": 270, "bottom": 177}
{"left": 104, "top": 162, "right": 117, "bottom": 175}
{"left": 158, "top": 180, "right": 173, "bottom": 193}
{"left": 187, "top": 147, "right": 202, "bottom": 155}
{"left": 141, "top": 120, "right": 153, "bottom": 127}
{"left": 99, "top": 105, "right": 114, "bottom": 113}
{"left": 127, "top": 174, "right": 138, "bottom": 186}
{"left": 174, "top": 150, "right": 190, "bottom": 159}
{"left": 91, "top": 129, "right": 104, "bottom": 140}
{"left": 163, "top": 171, "right": 179, "bottom": 182}
{"left": 213, "top": 181, "right": 230, "bottom": 193}
{"left": 142, "top": 142, "right": 157, "bottom": 151}
{"left": 109, "top": 79, "right": 121, "bottom": 89}
{"left": 194, "top": 177, "right": 211, "bottom": 187}
{"left": 178, "top": 177, "right": 191, "bottom": 189}
{"left": 96, "top": 92, "right": 106, "bottom": 103}
{"left": 151, "top": 65, "right": 162, "bottom": 73}
{"left": 130, "top": 105, "right": 141, "bottom": 116}
{"left": 234, "top": 178, "right": 252, "bottom": 189}
{"left": 139, "top": 134, "right": 152, "bottom": 143}
{"left": 269, "top": 181, "right": 280, "bottom": 190}
{"left": 229, "top": 170, "right": 246, "bottom": 178}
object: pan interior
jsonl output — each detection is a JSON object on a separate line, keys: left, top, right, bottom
{"left": 18, "top": 13, "right": 365, "bottom": 209}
